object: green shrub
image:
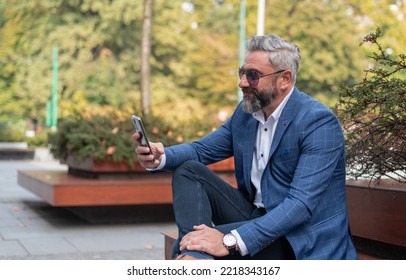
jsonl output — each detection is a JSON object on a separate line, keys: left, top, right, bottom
{"left": 336, "top": 28, "right": 405, "bottom": 182}
{"left": 48, "top": 105, "right": 218, "bottom": 166}
{"left": 0, "top": 121, "right": 26, "bottom": 142}
{"left": 25, "top": 129, "right": 51, "bottom": 148}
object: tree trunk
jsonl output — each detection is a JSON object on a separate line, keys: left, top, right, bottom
{"left": 140, "top": 0, "right": 153, "bottom": 115}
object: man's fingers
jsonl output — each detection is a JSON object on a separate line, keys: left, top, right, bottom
{"left": 136, "top": 145, "right": 152, "bottom": 155}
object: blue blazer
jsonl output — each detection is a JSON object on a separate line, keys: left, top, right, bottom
{"left": 164, "top": 87, "right": 357, "bottom": 259}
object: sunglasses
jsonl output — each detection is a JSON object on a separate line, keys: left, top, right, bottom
{"left": 238, "top": 67, "right": 286, "bottom": 86}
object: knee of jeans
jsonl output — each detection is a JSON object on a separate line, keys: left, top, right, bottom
{"left": 172, "top": 160, "right": 208, "bottom": 190}
{"left": 173, "top": 160, "right": 206, "bottom": 178}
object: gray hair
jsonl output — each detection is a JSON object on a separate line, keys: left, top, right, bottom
{"left": 246, "top": 33, "right": 301, "bottom": 84}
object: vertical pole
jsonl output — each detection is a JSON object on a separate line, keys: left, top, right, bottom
{"left": 238, "top": 0, "right": 246, "bottom": 102}
{"left": 45, "top": 101, "right": 51, "bottom": 127}
{"left": 257, "top": 0, "right": 265, "bottom": 35}
{"left": 51, "top": 47, "right": 58, "bottom": 128}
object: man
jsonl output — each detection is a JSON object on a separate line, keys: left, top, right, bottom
{"left": 133, "top": 33, "right": 357, "bottom": 260}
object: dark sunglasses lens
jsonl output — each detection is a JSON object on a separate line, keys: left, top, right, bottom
{"left": 246, "top": 70, "right": 259, "bottom": 86}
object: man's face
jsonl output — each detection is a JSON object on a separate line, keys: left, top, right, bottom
{"left": 239, "top": 52, "right": 281, "bottom": 114}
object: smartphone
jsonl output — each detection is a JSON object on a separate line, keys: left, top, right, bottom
{"left": 131, "top": 115, "right": 153, "bottom": 155}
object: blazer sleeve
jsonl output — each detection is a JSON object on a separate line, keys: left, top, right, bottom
{"left": 163, "top": 114, "right": 235, "bottom": 171}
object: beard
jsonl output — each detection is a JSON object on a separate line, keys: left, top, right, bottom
{"left": 242, "top": 83, "right": 278, "bottom": 114}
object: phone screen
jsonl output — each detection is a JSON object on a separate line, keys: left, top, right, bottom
{"left": 131, "top": 115, "right": 153, "bottom": 155}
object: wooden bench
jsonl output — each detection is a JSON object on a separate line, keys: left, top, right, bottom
{"left": 0, "top": 142, "right": 34, "bottom": 160}
{"left": 162, "top": 231, "right": 178, "bottom": 260}
{"left": 18, "top": 170, "right": 172, "bottom": 206}
{"left": 17, "top": 169, "right": 237, "bottom": 207}
{"left": 17, "top": 166, "right": 236, "bottom": 223}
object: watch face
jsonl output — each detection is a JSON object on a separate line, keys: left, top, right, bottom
{"left": 223, "top": 233, "right": 237, "bottom": 247}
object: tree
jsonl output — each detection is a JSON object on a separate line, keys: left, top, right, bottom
{"left": 140, "top": 0, "right": 153, "bottom": 116}
{"left": 336, "top": 27, "right": 405, "bottom": 182}
{"left": 0, "top": 1, "right": 145, "bottom": 121}
{"left": 1, "top": 0, "right": 405, "bottom": 138}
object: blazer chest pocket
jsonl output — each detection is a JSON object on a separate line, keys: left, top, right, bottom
{"left": 272, "top": 147, "right": 299, "bottom": 169}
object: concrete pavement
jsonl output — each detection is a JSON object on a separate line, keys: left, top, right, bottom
{"left": 0, "top": 156, "right": 177, "bottom": 260}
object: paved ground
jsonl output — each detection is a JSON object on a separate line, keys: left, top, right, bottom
{"left": 0, "top": 156, "right": 177, "bottom": 260}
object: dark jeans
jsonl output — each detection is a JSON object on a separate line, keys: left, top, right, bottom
{"left": 171, "top": 160, "right": 295, "bottom": 260}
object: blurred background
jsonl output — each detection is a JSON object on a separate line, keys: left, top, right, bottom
{"left": 0, "top": 0, "right": 405, "bottom": 155}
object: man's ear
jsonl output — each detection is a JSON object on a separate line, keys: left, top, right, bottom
{"left": 279, "top": 70, "right": 293, "bottom": 90}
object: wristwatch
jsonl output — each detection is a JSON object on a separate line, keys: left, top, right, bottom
{"left": 222, "top": 233, "right": 238, "bottom": 255}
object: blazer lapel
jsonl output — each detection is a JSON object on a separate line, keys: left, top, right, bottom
{"left": 243, "top": 116, "right": 258, "bottom": 198}
{"left": 268, "top": 88, "right": 301, "bottom": 159}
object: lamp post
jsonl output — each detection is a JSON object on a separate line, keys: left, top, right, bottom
{"left": 238, "top": 0, "right": 246, "bottom": 102}
{"left": 46, "top": 47, "right": 58, "bottom": 128}
{"left": 51, "top": 47, "right": 58, "bottom": 128}
{"left": 257, "top": 0, "right": 265, "bottom": 35}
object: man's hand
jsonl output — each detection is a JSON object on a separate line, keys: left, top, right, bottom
{"left": 179, "top": 224, "right": 230, "bottom": 257}
{"left": 132, "top": 132, "right": 164, "bottom": 169}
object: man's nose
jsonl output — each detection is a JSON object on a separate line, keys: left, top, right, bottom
{"left": 238, "top": 73, "right": 249, "bottom": 88}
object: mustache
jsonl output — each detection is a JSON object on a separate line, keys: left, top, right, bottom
{"left": 242, "top": 87, "right": 259, "bottom": 97}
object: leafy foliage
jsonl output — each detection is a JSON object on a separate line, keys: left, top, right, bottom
{"left": 48, "top": 105, "right": 219, "bottom": 165}
{"left": 336, "top": 27, "right": 405, "bottom": 182}
{"left": 1, "top": 0, "right": 404, "bottom": 125}
{"left": 0, "top": 121, "right": 25, "bottom": 142}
